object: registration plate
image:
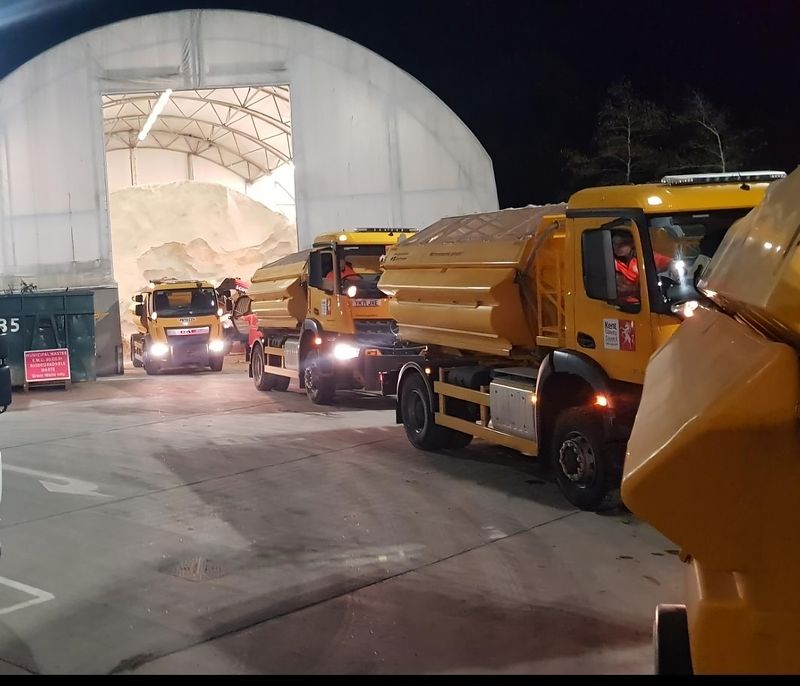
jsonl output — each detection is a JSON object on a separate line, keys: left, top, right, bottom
{"left": 167, "top": 326, "right": 210, "bottom": 336}
{"left": 353, "top": 299, "right": 380, "bottom": 308}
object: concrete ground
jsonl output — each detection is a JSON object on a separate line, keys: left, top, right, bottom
{"left": 0, "top": 355, "right": 683, "bottom": 674}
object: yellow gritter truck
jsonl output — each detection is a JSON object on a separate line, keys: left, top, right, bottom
{"left": 245, "top": 228, "right": 424, "bottom": 404}
{"left": 378, "top": 172, "right": 784, "bottom": 510}
{"left": 623, "top": 167, "right": 800, "bottom": 674}
{"left": 130, "top": 278, "right": 227, "bottom": 375}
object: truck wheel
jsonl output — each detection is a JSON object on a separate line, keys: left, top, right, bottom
{"left": 304, "top": 349, "right": 335, "bottom": 405}
{"left": 653, "top": 605, "right": 693, "bottom": 675}
{"left": 253, "top": 345, "right": 290, "bottom": 390}
{"left": 144, "top": 357, "right": 161, "bottom": 376}
{"left": 400, "top": 372, "right": 469, "bottom": 451}
{"left": 448, "top": 431, "right": 473, "bottom": 449}
{"left": 550, "top": 406, "right": 621, "bottom": 511}
{"left": 130, "top": 335, "right": 143, "bottom": 368}
{"left": 209, "top": 357, "right": 224, "bottom": 372}
{"left": 272, "top": 375, "right": 291, "bottom": 392}
{"left": 251, "top": 344, "right": 276, "bottom": 391}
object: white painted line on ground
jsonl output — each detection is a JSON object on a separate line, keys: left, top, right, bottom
{"left": 3, "top": 463, "right": 112, "bottom": 498}
{"left": 0, "top": 575, "right": 55, "bottom": 616}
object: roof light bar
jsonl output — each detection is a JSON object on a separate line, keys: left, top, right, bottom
{"left": 352, "top": 227, "right": 418, "bottom": 233}
{"left": 661, "top": 171, "right": 786, "bottom": 186}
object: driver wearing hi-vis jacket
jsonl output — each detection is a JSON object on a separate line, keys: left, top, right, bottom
{"left": 612, "top": 230, "right": 671, "bottom": 305}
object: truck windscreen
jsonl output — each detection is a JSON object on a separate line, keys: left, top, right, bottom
{"left": 152, "top": 288, "right": 218, "bottom": 317}
{"left": 647, "top": 208, "right": 751, "bottom": 307}
{"left": 337, "top": 245, "right": 387, "bottom": 298}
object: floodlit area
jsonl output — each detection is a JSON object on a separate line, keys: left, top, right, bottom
{"left": 0, "top": 367, "right": 682, "bottom": 674}
{"left": 104, "top": 85, "right": 300, "bottom": 350}
{"left": 3, "top": 2, "right": 788, "bottom": 677}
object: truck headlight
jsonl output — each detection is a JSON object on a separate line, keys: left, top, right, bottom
{"left": 670, "top": 300, "right": 699, "bottom": 320}
{"left": 346, "top": 285, "right": 358, "bottom": 298}
{"left": 333, "top": 343, "right": 360, "bottom": 361}
{"left": 150, "top": 342, "right": 169, "bottom": 357}
{"left": 209, "top": 340, "right": 225, "bottom": 353}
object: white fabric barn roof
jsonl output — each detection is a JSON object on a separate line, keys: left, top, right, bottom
{"left": 103, "top": 86, "right": 292, "bottom": 182}
{"left": 0, "top": 9, "right": 498, "bottom": 289}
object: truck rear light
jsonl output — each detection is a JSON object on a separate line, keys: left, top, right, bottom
{"left": 595, "top": 394, "right": 609, "bottom": 408}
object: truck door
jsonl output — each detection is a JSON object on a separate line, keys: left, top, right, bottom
{"left": 308, "top": 248, "right": 338, "bottom": 328}
{"left": 571, "top": 217, "right": 654, "bottom": 385}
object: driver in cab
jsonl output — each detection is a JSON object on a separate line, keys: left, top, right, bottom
{"left": 612, "top": 231, "right": 671, "bottom": 305}
{"left": 324, "top": 260, "right": 362, "bottom": 291}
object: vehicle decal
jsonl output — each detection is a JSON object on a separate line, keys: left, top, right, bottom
{"left": 603, "top": 318, "right": 636, "bottom": 351}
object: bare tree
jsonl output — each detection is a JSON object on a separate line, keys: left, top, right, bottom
{"left": 671, "top": 90, "right": 759, "bottom": 173}
{"left": 563, "top": 80, "right": 666, "bottom": 189}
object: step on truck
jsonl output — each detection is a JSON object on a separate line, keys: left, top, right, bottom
{"left": 378, "top": 172, "right": 785, "bottom": 510}
{"left": 244, "top": 228, "right": 424, "bottom": 404}
{"left": 623, "top": 168, "right": 800, "bottom": 674}
{"left": 130, "top": 279, "right": 227, "bottom": 375}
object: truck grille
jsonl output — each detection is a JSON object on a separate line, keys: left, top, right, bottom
{"left": 353, "top": 319, "right": 399, "bottom": 348}
{"left": 354, "top": 319, "right": 397, "bottom": 336}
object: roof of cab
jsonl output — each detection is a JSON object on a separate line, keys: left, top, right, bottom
{"left": 140, "top": 279, "right": 215, "bottom": 293}
{"left": 567, "top": 181, "right": 773, "bottom": 214}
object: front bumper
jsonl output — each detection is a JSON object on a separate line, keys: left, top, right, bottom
{"left": 152, "top": 335, "right": 221, "bottom": 367}
{"left": 357, "top": 350, "right": 424, "bottom": 392}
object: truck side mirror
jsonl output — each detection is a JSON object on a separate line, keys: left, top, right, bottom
{"left": 133, "top": 294, "right": 144, "bottom": 303}
{"left": 582, "top": 229, "right": 617, "bottom": 301}
{"left": 134, "top": 304, "right": 144, "bottom": 317}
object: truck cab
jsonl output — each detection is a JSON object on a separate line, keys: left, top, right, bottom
{"left": 246, "top": 228, "right": 423, "bottom": 404}
{"left": 130, "top": 279, "right": 226, "bottom": 375}
{"left": 565, "top": 172, "right": 786, "bottom": 381}
{"left": 306, "top": 229, "right": 412, "bottom": 344}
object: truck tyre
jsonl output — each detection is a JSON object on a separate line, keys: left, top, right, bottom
{"left": 130, "top": 335, "right": 143, "bottom": 368}
{"left": 653, "top": 605, "right": 693, "bottom": 675}
{"left": 304, "top": 349, "right": 335, "bottom": 405}
{"left": 400, "top": 372, "right": 471, "bottom": 451}
{"left": 209, "top": 357, "right": 224, "bottom": 372}
{"left": 448, "top": 431, "right": 473, "bottom": 449}
{"left": 144, "top": 355, "right": 161, "bottom": 376}
{"left": 551, "top": 406, "right": 621, "bottom": 511}
{"left": 272, "top": 375, "right": 291, "bottom": 391}
{"left": 251, "top": 343, "right": 276, "bottom": 391}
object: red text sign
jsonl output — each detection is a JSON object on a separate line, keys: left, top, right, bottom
{"left": 24, "top": 349, "right": 71, "bottom": 383}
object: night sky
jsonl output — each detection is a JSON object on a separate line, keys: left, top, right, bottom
{"left": 0, "top": 0, "right": 798, "bottom": 206}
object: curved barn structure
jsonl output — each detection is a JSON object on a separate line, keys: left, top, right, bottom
{"left": 0, "top": 9, "right": 497, "bottom": 290}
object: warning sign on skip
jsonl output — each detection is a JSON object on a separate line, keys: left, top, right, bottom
{"left": 603, "top": 319, "right": 636, "bottom": 352}
{"left": 24, "top": 349, "right": 71, "bottom": 383}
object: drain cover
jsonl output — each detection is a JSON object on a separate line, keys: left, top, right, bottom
{"left": 165, "top": 557, "right": 226, "bottom": 582}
